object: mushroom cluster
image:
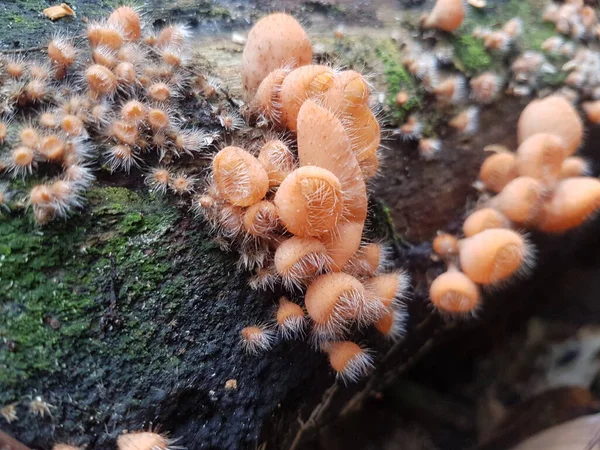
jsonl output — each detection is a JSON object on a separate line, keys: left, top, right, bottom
{"left": 0, "top": 6, "right": 220, "bottom": 224}
{"left": 543, "top": 0, "right": 599, "bottom": 40}
{"left": 196, "top": 13, "right": 409, "bottom": 383}
{"left": 430, "top": 94, "right": 600, "bottom": 316}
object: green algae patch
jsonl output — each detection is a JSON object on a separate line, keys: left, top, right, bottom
{"left": 0, "top": 186, "right": 180, "bottom": 394}
{"left": 451, "top": 34, "right": 493, "bottom": 75}
{"left": 375, "top": 40, "right": 423, "bottom": 124}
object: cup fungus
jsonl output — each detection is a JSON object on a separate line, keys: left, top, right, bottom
{"left": 242, "top": 13, "right": 312, "bottom": 101}
{"left": 516, "top": 133, "right": 568, "bottom": 181}
{"left": 479, "top": 151, "right": 518, "bottom": 193}
{"left": 321, "top": 341, "right": 374, "bottom": 384}
{"left": 517, "top": 95, "right": 583, "bottom": 155}
{"left": 420, "top": 0, "right": 465, "bottom": 32}
{"left": 240, "top": 325, "right": 276, "bottom": 354}
{"left": 490, "top": 176, "right": 544, "bottom": 225}
{"left": 459, "top": 229, "right": 533, "bottom": 286}
{"left": 212, "top": 146, "right": 269, "bottom": 207}
{"left": 276, "top": 296, "right": 307, "bottom": 339}
{"left": 463, "top": 208, "right": 511, "bottom": 237}
{"left": 274, "top": 236, "right": 332, "bottom": 289}
{"left": 429, "top": 268, "right": 481, "bottom": 315}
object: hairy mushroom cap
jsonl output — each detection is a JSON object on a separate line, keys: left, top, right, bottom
{"left": 518, "top": 95, "right": 583, "bottom": 156}
{"left": 459, "top": 229, "right": 533, "bottom": 285}
{"left": 342, "top": 104, "right": 381, "bottom": 163}
{"left": 516, "top": 133, "right": 568, "bottom": 181}
{"left": 251, "top": 68, "right": 290, "bottom": 125}
{"left": 322, "top": 340, "right": 374, "bottom": 384}
{"left": 274, "top": 165, "right": 343, "bottom": 237}
{"left": 305, "top": 272, "right": 367, "bottom": 341}
{"left": 479, "top": 151, "right": 518, "bottom": 193}
{"left": 463, "top": 208, "right": 511, "bottom": 237}
{"left": 212, "top": 146, "right": 269, "bottom": 207}
{"left": 538, "top": 177, "right": 600, "bottom": 233}
{"left": 582, "top": 100, "right": 600, "bottom": 124}
{"left": 363, "top": 271, "right": 410, "bottom": 308}
{"left": 276, "top": 296, "right": 307, "bottom": 339}
{"left": 117, "top": 431, "right": 169, "bottom": 450}
{"left": 432, "top": 233, "right": 459, "bottom": 257}
{"left": 257, "top": 139, "right": 296, "bottom": 187}
{"left": 243, "top": 200, "right": 279, "bottom": 236}
{"left": 108, "top": 6, "right": 142, "bottom": 41}
{"left": 279, "top": 65, "right": 335, "bottom": 131}
{"left": 86, "top": 64, "right": 117, "bottom": 95}
{"left": 429, "top": 269, "right": 481, "bottom": 314}
{"left": 296, "top": 100, "right": 368, "bottom": 269}
{"left": 421, "top": 0, "right": 465, "bottom": 32}
{"left": 491, "top": 176, "right": 544, "bottom": 225}
{"left": 274, "top": 236, "right": 332, "bottom": 289}
{"left": 242, "top": 13, "right": 312, "bottom": 101}
{"left": 375, "top": 308, "right": 407, "bottom": 341}
{"left": 559, "top": 156, "right": 590, "bottom": 178}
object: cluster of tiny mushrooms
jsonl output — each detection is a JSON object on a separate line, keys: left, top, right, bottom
{"left": 2, "top": 0, "right": 600, "bottom": 448}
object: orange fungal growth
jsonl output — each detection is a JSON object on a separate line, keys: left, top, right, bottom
{"left": 86, "top": 64, "right": 117, "bottom": 96}
{"left": 459, "top": 228, "right": 533, "bottom": 285}
{"left": 429, "top": 269, "right": 481, "bottom": 315}
{"left": 276, "top": 296, "right": 307, "bottom": 339}
{"left": 48, "top": 37, "right": 77, "bottom": 69}
{"left": 242, "top": 13, "right": 312, "bottom": 100}
{"left": 9, "top": 146, "right": 36, "bottom": 177}
{"left": 107, "top": 144, "right": 139, "bottom": 172}
{"left": 274, "top": 166, "right": 343, "bottom": 237}
{"left": 251, "top": 68, "right": 290, "bottom": 124}
{"left": 433, "top": 75, "right": 466, "bottom": 104}
{"left": 157, "top": 24, "right": 190, "bottom": 48}
{"left": 146, "top": 107, "right": 171, "bottom": 130}
{"left": 145, "top": 167, "right": 172, "bottom": 195}
{"left": 491, "top": 176, "right": 544, "bottom": 225}
{"left": 115, "top": 61, "right": 137, "bottom": 85}
{"left": 306, "top": 272, "right": 382, "bottom": 342}
{"left": 363, "top": 271, "right": 410, "bottom": 309}
{"left": 116, "top": 431, "right": 174, "bottom": 450}
{"left": 61, "top": 115, "right": 85, "bottom": 137}
{"left": 148, "top": 82, "right": 173, "bottom": 102}
{"left": 449, "top": 107, "right": 479, "bottom": 135}
{"left": 582, "top": 101, "right": 600, "bottom": 124}
{"left": 257, "top": 139, "right": 296, "bottom": 187}
{"left": 463, "top": 208, "right": 510, "bottom": 237}
{"left": 240, "top": 325, "right": 275, "bottom": 354}
{"left": 86, "top": 21, "right": 125, "bottom": 50}
{"left": 321, "top": 340, "right": 374, "bottom": 384}
{"left": 108, "top": 6, "right": 142, "bottom": 41}
{"left": 5, "top": 56, "right": 26, "bottom": 79}
{"left": 342, "top": 104, "right": 381, "bottom": 162}
{"left": 170, "top": 172, "right": 196, "bottom": 195}
{"left": 517, "top": 95, "right": 583, "bottom": 156}
{"left": 30, "top": 184, "right": 53, "bottom": 207}
{"left": 278, "top": 65, "right": 335, "bottom": 132}
{"left": 432, "top": 233, "right": 459, "bottom": 258}
{"left": 274, "top": 236, "right": 332, "bottom": 289}
{"left": 53, "top": 445, "right": 81, "bottom": 450}
{"left": 375, "top": 307, "right": 407, "bottom": 341}
{"left": 92, "top": 46, "right": 118, "bottom": 68}
{"left": 559, "top": 156, "right": 590, "bottom": 178}
{"left": 421, "top": 0, "right": 464, "bottom": 32}
{"left": 516, "top": 133, "right": 567, "bottom": 181}
{"left": 121, "top": 100, "right": 147, "bottom": 124}
{"left": 538, "top": 177, "right": 600, "bottom": 233}
{"left": 110, "top": 120, "right": 139, "bottom": 145}
{"left": 243, "top": 200, "right": 279, "bottom": 236}
{"left": 40, "top": 135, "right": 66, "bottom": 162}
{"left": 479, "top": 151, "right": 518, "bottom": 193}
{"left": 19, "top": 126, "right": 40, "bottom": 148}
{"left": 212, "top": 146, "right": 269, "bottom": 207}
{"left": 470, "top": 72, "right": 502, "bottom": 104}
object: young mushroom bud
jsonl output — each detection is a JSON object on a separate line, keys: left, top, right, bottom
{"left": 321, "top": 340, "right": 374, "bottom": 384}
{"left": 459, "top": 229, "right": 533, "bottom": 286}
{"left": 274, "top": 236, "right": 332, "bottom": 289}
{"left": 538, "top": 177, "right": 600, "bottom": 233}
{"left": 242, "top": 13, "right": 312, "bottom": 101}
{"left": 420, "top": 0, "right": 465, "bottom": 32}
{"left": 479, "top": 151, "right": 518, "bottom": 193}
{"left": 212, "top": 146, "right": 269, "bottom": 207}
{"left": 463, "top": 208, "right": 511, "bottom": 237}
{"left": 273, "top": 166, "right": 344, "bottom": 237}
{"left": 429, "top": 268, "right": 481, "bottom": 315}
{"left": 518, "top": 95, "right": 583, "bottom": 156}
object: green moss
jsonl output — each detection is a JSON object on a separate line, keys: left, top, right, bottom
{"left": 0, "top": 186, "right": 181, "bottom": 393}
{"left": 450, "top": 35, "right": 493, "bottom": 75}
{"left": 375, "top": 40, "right": 423, "bottom": 123}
